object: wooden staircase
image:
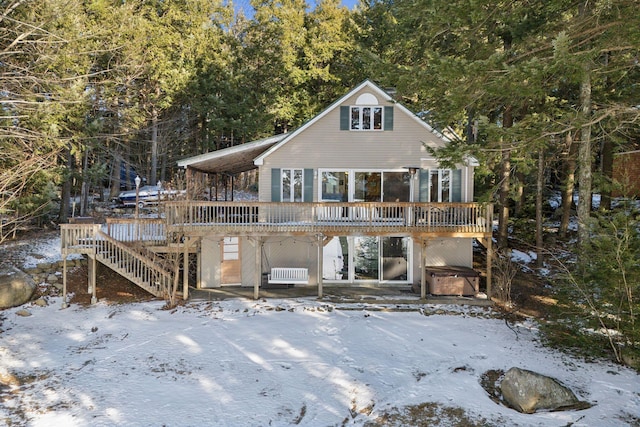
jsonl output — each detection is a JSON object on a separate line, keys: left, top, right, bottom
{"left": 92, "top": 230, "right": 174, "bottom": 298}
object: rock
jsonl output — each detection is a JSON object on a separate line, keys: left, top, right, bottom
{"left": 15, "top": 309, "right": 32, "bottom": 317}
{"left": 33, "top": 298, "right": 48, "bottom": 307}
{"left": 621, "top": 351, "right": 640, "bottom": 370}
{"left": 46, "top": 274, "right": 59, "bottom": 284}
{"left": 37, "top": 262, "right": 54, "bottom": 271}
{"left": 0, "top": 266, "right": 36, "bottom": 309}
{"left": 500, "top": 367, "right": 586, "bottom": 413}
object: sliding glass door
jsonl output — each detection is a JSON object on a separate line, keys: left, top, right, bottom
{"left": 320, "top": 170, "right": 410, "bottom": 202}
{"left": 323, "top": 236, "right": 410, "bottom": 283}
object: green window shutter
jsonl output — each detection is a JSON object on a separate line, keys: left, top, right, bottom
{"left": 418, "top": 169, "right": 429, "bottom": 202}
{"left": 271, "top": 168, "right": 281, "bottom": 202}
{"left": 340, "top": 106, "right": 350, "bottom": 130}
{"left": 384, "top": 106, "right": 394, "bottom": 131}
{"left": 451, "top": 169, "right": 462, "bottom": 202}
{"left": 303, "top": 169, "right": 313, "bottom": 202}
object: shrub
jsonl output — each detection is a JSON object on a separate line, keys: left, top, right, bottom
{"left": 548, "top": 201, "right": 640, "bottom": 366}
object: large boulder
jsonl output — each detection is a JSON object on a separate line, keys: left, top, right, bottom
{"left": 500, "top": 367, "right": 587, "bottom": 414}
{"left": 0, "top": 266, "right": 37, "bottom": 309}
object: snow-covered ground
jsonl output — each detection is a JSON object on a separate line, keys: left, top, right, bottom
{"left": 1, "top": 223, "right": 639, "bottom": 426}
{"left": 1, "top": 298, "right": 639, "bottom": 426}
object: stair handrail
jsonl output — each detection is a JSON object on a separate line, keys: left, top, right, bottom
{"left": 95, "top": 230, "right": 174, "bottom": 276}
{"left": 94, "top": 230, "right": 173, "bottom": 297}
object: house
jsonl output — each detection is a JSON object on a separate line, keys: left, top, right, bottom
{"left": 60, "top": 80, "right": 493, "bottom": 305}
{"left": 612, "top": 150, "right": 640, "bottom": 198}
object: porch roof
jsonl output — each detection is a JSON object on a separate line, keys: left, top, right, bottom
{"left": 176, "top": 134, "right": 287, "bottom": 175}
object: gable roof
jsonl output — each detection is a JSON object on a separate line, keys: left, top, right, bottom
{"left": 177, "top": 80, "right": 471, "bottom": 175}
{"left": 254, "top": 79, "right": 452, "bottom": 166}
{"left": 176, "top": 134, "right": 287, "bottom": 175}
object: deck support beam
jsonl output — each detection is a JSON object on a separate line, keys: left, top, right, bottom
{"left": 420, "top": 239, "right": 427, "bottom": 299}
{"left": 62, "top": 256, "right": 68, "bottom": 308}
{"left": 317, "top": 234, "right": 323, "bottom": 298}
{"left": 483, "top": 236, "right": 493, "bottom": 299}
{"left": 183, "top": 239, "right": 189, "bottom": 300}
{"left": 90, "top": 254, "right": 97, "bottom": 304}
{"left": 254, "top": 238, "right": 262, "bottom": 299}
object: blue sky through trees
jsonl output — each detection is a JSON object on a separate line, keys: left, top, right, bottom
{"left": 234, "top": 0, "right": 359, "bottom": 18}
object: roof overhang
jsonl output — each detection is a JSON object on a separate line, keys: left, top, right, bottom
{"left": 176, "top": 134, "right": 287, "bottom": 175}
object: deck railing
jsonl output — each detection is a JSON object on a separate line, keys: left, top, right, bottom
{"left": 61, "top": 224, "right": 102, "bottom": 255}
{"left": 105, "top": 218, "right": 166, "bottom": 245}
{"left": 164, "top": 201, "right": 493, "bottom": 235}
{"left": 60, "top": 202, "right": 493, "bottom": 255}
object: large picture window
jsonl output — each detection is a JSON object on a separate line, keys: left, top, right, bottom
{"left": 350, "top": 106, "right": 383, "bottom": 131}
{"left": 321, "top": 171, "right": 348, "bottom": 201}
{"left": 320, "top": 170, "right": 410, "bottom": 202}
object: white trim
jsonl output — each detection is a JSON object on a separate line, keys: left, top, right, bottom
{"left": 355, "top": 93, "right": 379, "bottom": 105}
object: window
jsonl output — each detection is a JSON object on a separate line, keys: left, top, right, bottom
{"left": 354, "top": 172, "right": 381, "bottom": 202}
{"left": 282, "top": 168, "right": 303, "bottom": 202}
{"left": 430, "top": 170, "right": 451, "bottom": 202}
{"left": 321, "top": 171, "right": 348, "bottom": 201}
{"left": 320, "top": 170, "right": 410, "bottom": 202}
{"left": 350, "top": 106, "right": 383, "bottom": 131}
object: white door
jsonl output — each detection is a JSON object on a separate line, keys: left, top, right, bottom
{"left": 221, "top": 237, "right": 241, "bottom": 285}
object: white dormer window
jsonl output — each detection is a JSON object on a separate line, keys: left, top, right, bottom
{"left": 350, "top": 106, "right": 383, "bottom": 131}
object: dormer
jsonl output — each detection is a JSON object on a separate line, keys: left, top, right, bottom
{"left": 339, "top": 92, "right": 394, "bottom": 131}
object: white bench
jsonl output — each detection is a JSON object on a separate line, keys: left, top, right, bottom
{"left": 267, "top": 267, "right": 309, "bottom": 285}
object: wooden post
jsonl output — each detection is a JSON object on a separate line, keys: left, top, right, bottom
{"left": 254, "top": 238, "right": 261, "bottom": 300}
{"left": 62, "top": 256, "right": 68, "bottom": 308}
{"left": 91, "top": 254, "right": 97, "bottom": 304}
{"left": 485, "top": 236, "right": 493, "bottom": 300}
{"left": 420, "top": 239, "right": 427, "bottom": 299}
{"left": 183, "top": 239, "right": 189, "bottom": 300}
{"left": 196, "top": 249, "right": 202, "bottom": 289}
{"left": 87, "top": 255, "right": 93, "bottom": 294}
{"left": 317, "top": 235, "right": 323, "bottom": 299}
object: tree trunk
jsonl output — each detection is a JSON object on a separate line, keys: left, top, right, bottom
{"left": 497, "top": 106, "right": 513, "bottom": 249}
{"left": 559, "top": 132, "right": 577, "bottom": 239}
{"left": 577, "top": 65, "right": 592, "bottom": 245}
{"left": 514, "top": 172, "right": 525, "bottom": 217}
{"left": 536, "top": 148, "right": 544, "bottom": 268}
{"left": 80, "top": 147, "right": 90, "bottom": 217}
{"left": 109, "top": 155, "right": 122, "bottom": 200}
{"left": 150, "top": 85, "right": 160, "bottom": 186}
{"left": 58, "top": 146, "right": 72, "bottom": 223}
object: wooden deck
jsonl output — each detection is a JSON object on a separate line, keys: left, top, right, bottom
{"left": 60, "top": 201, "right": 493, "bottom": 305}
{"left": 164, "top": 201, "right": 493, "bottom": 238}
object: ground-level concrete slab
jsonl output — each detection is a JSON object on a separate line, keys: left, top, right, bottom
{"left": 188, "top": 284, "right": 493, "bottom": 307}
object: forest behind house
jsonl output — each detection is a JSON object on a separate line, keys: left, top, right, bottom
{"left": 1, "top": 0, "right": 639, "bottom": 366}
